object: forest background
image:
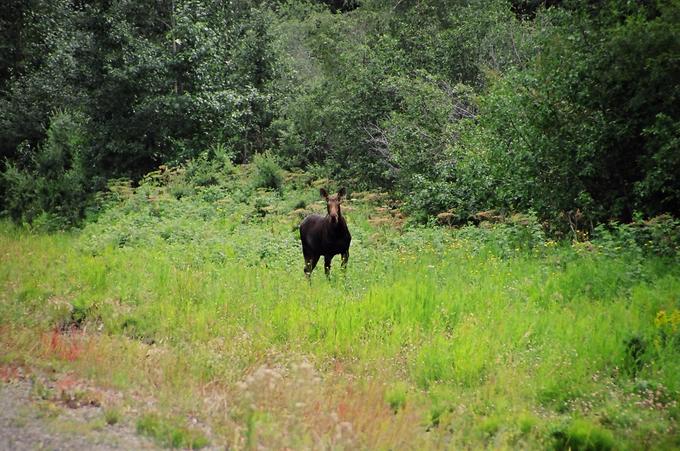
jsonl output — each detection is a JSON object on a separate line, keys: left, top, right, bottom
{"left": 1, "top": 0, "right": 679, "bottom": 230}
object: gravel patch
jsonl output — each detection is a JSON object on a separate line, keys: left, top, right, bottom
{"left": 0, "top": 379, "right": 159, "bottom": 450}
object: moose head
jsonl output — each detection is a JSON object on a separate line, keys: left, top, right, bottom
{"left": 320, "top": 187, "right": 346, "bottom": 224}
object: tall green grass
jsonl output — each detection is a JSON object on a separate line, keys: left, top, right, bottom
{"left": 1, "top": 173, "right": 678, "bottom": 449}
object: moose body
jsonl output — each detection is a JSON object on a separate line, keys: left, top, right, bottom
{"left": 299, "top": 188, "right": 351, "bottom": 277}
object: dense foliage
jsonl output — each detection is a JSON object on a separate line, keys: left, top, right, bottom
{"left": 1, "top": 0, "right": 679, "bottom": 229}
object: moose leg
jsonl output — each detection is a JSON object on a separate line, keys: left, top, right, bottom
{"left": 304, "top": 254, "right": 320, "bottom": 278}
{"left": 341, "top": 251, "right": 349, "bottom": 270}
{"left": 324, "top": 255, "right": 334, "bottom": 278}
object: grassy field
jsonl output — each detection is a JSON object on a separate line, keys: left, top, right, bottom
{"left": 1, "top": 167, "right": 679, "bottom": 449}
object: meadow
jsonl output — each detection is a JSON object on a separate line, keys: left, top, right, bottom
{"left": 1, "top": 165, "right": 679, "bottom": 449}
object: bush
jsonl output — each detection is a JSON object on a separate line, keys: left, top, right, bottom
{"left": 103, "top": 407, "right": 122, "bottom": 426}
{"left": 551, "top": 419, "right": 616, "bottom": 451}
{"left": 455, "top": 211, "right": 546, "bottom": 257}
{"left": 252, "top": 151, "right": 283, "bottom": 192}
{"left": 185, "top": 143, "right": 235, "bottom": 187}
{"left": 136, "top": 413, "right": 209, "bottom": 449}
{"left": 1, "top": 110, "right": 90, "bottom": 227}
{"left": 385, "top": 382, "right": 408, "bottom": 414}
{"left": 593, "top": 215, "right": 680, "bottom": 258}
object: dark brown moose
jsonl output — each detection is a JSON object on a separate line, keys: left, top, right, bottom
{"left": 299, "top": 188, "right": 351, "bottom": 278}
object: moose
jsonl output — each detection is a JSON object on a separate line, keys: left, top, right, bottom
{"left": 299, "top": 188, "right": 351, "bottom": 278}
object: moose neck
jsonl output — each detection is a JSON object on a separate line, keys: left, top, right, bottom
{"left": 325, "top": 212, "right": 346, "bottom": 232}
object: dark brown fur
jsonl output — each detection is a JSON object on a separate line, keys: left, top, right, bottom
{"left": 299, "top": 188, "right": 351, "bottom": 277}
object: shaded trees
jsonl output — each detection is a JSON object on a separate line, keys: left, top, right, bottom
{"left": 451, "top": 2, "right": 680, "bottom": 224}
{"left": 1, "top": 0, "right": 277, "bottom": 225}
{"left": 1, "top": 0, "right": 679, "bottom": 228}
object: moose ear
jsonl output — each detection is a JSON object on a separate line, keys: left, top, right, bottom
{"left": 337, "top": 187, "right": 347, "bottom": 199}
{"left": 320, "top": 188, "right": 329, "bottom": 199}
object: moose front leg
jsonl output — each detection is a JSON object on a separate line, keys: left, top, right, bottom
{"left": 305, "top": 255, "right": 320, "bottom": 278}
{"left": 324, "top": 255, "right": 334, "bottom": 278}
{"left": 341, "top": 251, "right": 349, "bottom": 270}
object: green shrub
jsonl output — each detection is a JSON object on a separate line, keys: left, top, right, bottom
{"left": 252, "top": 151, "right": 283, "bottom": 192}
{"left": 30, "top": 211, "right": 72, "bottom": 233}
{"left": 1, "top": 110, "right": 90, "bottom": 227}
{"left": 454, "top": 211, "right": 545, "bottom": 257}
{"left": 104, "top": 407, "right": 122, "bottom": 426}
{"left": 594, "top": 215, "right": 680, "bottom": 258}
{"left": 185, "top": 144, "right": 235, "bottom": 187}
{"left": 427, "top": 403, "right": 448, "bottom": 429}
{"left": 385, "top": 382, "right": 408, "bottom": 414}
{"left": 253, "top": 194, "right": 276, "bottom": 218}
{"left": 517, "top": 414, "right": 538, "bottom": 435}
{"left": 622, "top": 335, "right": 647, "bottom": 377}
{"left": 136, "top": 413, "right": 209, "bottom": 449}
{"left": 478, "top": 417, "right": 501, "bottom": 437}
{"left": 551, "top": 419, "right": 616, "bottom": 451}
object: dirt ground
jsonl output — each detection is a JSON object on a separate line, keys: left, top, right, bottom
{"left": 0, "top": 377, "right": 158, "bottom": 450}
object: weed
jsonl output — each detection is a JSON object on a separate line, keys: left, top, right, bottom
{"left": 517, "top": 413, "right": 538, "bottom": 435}
{"left": 245, "top": 409, "right": 257, "bottom": 449}
{"left": 478, "top": 416, "right": 501, "bottom": 437}
{"left": 30, "top": 377, "right": 53, "bottom": 401}
{"left": 385, "top": 382, "right": 408, "bottom": 414}
{"left": 136, "top": 413, "right": 209, "bottom": 449}
{"left": 622, "top": 335, "right": 647, "bottom": 377}
{"left": 104, "top": 407, "right": 122, "bottom": 426}
{"left": 427, "top": 402, "right": 449, "bottom": 429}
{"left": 33, "top": 400, "right": 61, "bottom": 419}
{"left": 551, "top": 419, "right": 616, "bottom": 451}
